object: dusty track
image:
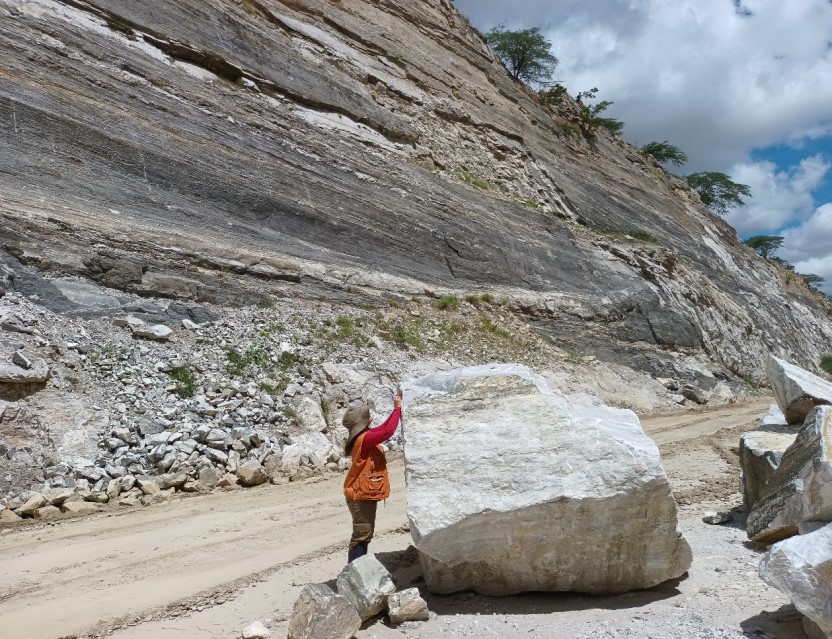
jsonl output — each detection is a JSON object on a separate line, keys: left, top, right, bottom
{"left": 0, "top": 398, "right": 780, "bottom": 639}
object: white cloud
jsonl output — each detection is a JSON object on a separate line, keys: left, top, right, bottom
{"left": 725, "top": 155, "right": 830, "bottom": 235}
{"left": 455, "top": 0, "right": 832, "bottom": 172}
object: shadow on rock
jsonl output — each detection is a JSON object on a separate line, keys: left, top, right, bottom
{"left": 419, "top": 575, "right": 685, "bottom": 617}
{"left": 740, "top": 603, "right": 807, "bottom": 639}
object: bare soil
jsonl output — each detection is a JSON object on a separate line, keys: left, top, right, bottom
{"left": 0, "top": 398, "right": 807, "bottom": 639}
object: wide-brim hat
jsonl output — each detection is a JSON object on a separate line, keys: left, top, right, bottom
{"left": 343, "top": 403, "right": 373, "bottom": 443}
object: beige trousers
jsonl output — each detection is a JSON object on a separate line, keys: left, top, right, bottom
{"left": 346, "top": 499, "right": 378, "bottom": 549}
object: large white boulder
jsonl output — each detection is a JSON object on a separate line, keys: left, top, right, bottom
{"left": 767, "top": 356, "right": 832, "bottom": 424}
{"left": 739, "top": 405, "right": 800, "bottom": 511}
{"left": 335, "top": 554, "right": 396, "bottom": 621}
{"left": 286, "top": 583, "right": 361, "bottom": 639}
{"left": 747, "top": 406, "right": 832, "bottom": 543}
{"left": 402, "top": 364, "right": 692, "bottom": 596}
{"left": 759, "top": 523, "right": 832, "bottom": 638}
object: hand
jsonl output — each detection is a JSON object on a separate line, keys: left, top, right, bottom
{"left": 393, "top": 395, "right": 402, "bottom": 408}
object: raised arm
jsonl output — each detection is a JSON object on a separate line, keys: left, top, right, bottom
{"left": 360, "top": 401, "right": 402, "bottom": 456}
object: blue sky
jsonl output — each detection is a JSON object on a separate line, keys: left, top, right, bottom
{"left": 453, "top": 0, "right": 832, "bottom": 289}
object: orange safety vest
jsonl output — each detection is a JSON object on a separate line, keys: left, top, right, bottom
{"left": 343, "top": 432, "right": 390, "bottom": 501}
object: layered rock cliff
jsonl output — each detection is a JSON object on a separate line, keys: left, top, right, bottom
{"left": 1, "top": 0, "right": 830, "bottom": 381}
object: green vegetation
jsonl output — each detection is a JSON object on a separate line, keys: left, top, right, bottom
{"left": 771, "top": 256, "right": 795, "bottom": 271}
{"left": 465, "top": 292, "right": 495, "bottom": 306}
{"left": 800, "top": 273, "right": 825, "bottom": 291}
{"left": 641, "top": 141, "right": 688, "bottom": 167}
{"left": 538, "top": 84, "right": 569, "bottom": 108}
{"left": 684, "top": 172, "right": 751, "bottom": 216}
{"left": 821, "top": 355, "right": 832, "bottom": 375}
{"left": 226, "top": 344, "right": 270, "bottom": 377}
{"left": 436, "top": 295, "right": 460, "bottom": 311}
{"left": 576, "top": 88, "right": 624, "bottom": 137}
{"left": 455, "top": 170, "right": 492, "bottom": 190}
{"left": 259, "top": 381, "right": 279, "bottom": 395}
{"left": 168, "top": 364, "right": 197, "bottom": 398}
{"left": 628, "top": 229, "right": 658, "bottom": 244}
{"left": 479, "top": 315, "right": 512, "bottom": 339}
{"left": 744, "top": 235, "right": 784, "bottom": 259}
{"left": 486, "top": 26, "right": 558, "bottom": 85}
{"left": 520, "top": 198, "right": 541, "bottom": 210}
{"left": 256, "top": 298, "right": 274, "bottom": 309}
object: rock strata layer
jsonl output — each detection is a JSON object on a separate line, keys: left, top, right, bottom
{"left": 403, "top": 364, "right": 692, "bottom": 596}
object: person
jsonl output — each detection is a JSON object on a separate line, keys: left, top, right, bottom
{"left": 342, "top": 395, "right": 402, "bottom": 563}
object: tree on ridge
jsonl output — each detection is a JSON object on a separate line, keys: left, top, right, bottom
{"left": 486, "top": 26, "right": 558, "bottom": 85}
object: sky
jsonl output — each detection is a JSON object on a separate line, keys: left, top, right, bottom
{"left": 453, "top": 0, "right": 832, "bottom": 291}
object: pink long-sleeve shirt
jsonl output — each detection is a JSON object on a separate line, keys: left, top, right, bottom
{"left": 359, "top": 407, "right": 401, "bottom": 457}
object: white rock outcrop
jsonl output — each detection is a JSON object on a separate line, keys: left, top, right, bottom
{"left": 402, "top": 364, "right": 692, "bottom": 596}
{"left": 759, "top": 523, "right": 832, "bottom": 638}
{"left": 739, "top": 405, "right": 799, "bottom": 511}
{"left": 767, "top": 356, "right": 832, "bottom": 424}
{"left": 287, "top": 583, "right": 361, "bottom": 639}
{"left": 336, "top": 554, "right": 396, "bottom": 621}
{"left": 747, "top": 406, "right": 832, "bottom": 543}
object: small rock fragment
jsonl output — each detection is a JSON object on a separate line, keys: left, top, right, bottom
{"left": 702, "top": 511, "right": 733, "bottom": 525}
{"left": 11, "top": 350, "right": 32, "bottom": 369}
{"left": 241, "top": 621, "right": 270, "bottom": 639}
{"left": 387, "top": 588, "right": 430, "bottom": 625}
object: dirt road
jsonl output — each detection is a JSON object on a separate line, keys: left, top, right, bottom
{"left": 2, "top": 398, "right": 801, "bottom": 639}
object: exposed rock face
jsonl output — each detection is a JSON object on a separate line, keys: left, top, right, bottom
{"left": 747, "top": 407, "right": 832, "bottom": 543}
{"left": 767, "top": 357, "right": 832, "bottom": 424}
{"left": 759, "top": 523, "right": 832, "bottom": 638}
{"left": 403, "top": 364, "right": 692, "bottom": 596}
{"left": 1, "top": 0, "right": 831, "bottom": 382}
{"left": 287, "top": 583, "right": 361, "bottom": 639}
{"left": 336, "top": 554, "right": 396, "bottom": 622}
{"left": 739, "top": 405, "right": 799, "bottom": 511}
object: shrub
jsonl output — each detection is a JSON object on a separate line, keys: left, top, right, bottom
{"left": 641, "top": 141, "right": 688, "bottom": 167}
{"left": 629, "top": 229, "right": 658, "bottom": 244}
{"left": 821, "top": 355, "right": 832, "bottom": 375}
{"left": 168, "top": 364, "right": 197, "bottom": 398}
{"left": 436, "top": 295, "right": 460, "bottom": 311}
{"left": 455, "top": 170, "right": 491, "bottom": 190}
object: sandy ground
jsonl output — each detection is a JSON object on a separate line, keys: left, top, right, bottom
{"left": 0, "top": 397, "right": 807, "bottom": 639}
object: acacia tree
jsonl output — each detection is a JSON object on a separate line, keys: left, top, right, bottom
{"left": 744, "top": 235, "right": 784, "bottom": 259}
{"left": 575, "top": 88, "right": 624, "bottom": 136}
{"left": 641, "top": 141, "right": 688, "bottom": 167}
{"left": 800, "top": 273, "right": 825, "bottom": 291}
{"left": 487, "top": 26, "right": 558, "bottom": 85}
{"left": 684, "top": 172, "right": 752, "bottom": 216}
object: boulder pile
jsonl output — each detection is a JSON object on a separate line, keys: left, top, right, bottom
{"left": 741, "top": 356, "right": 832, "bottom": 637}
{"left": 759, "top": 523, "right": 832, "bottom": 639}
{"left": 1, "top": 292, "right": 409, "bottom": 520}
{"left": 288, "top": 555, "right": 429, "bottom": 638}
{"left": 742, "top": 356, "right": 832, "bottom": 543}
{"left": 402, "top": 364, "right": 692, "bottom": 596}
